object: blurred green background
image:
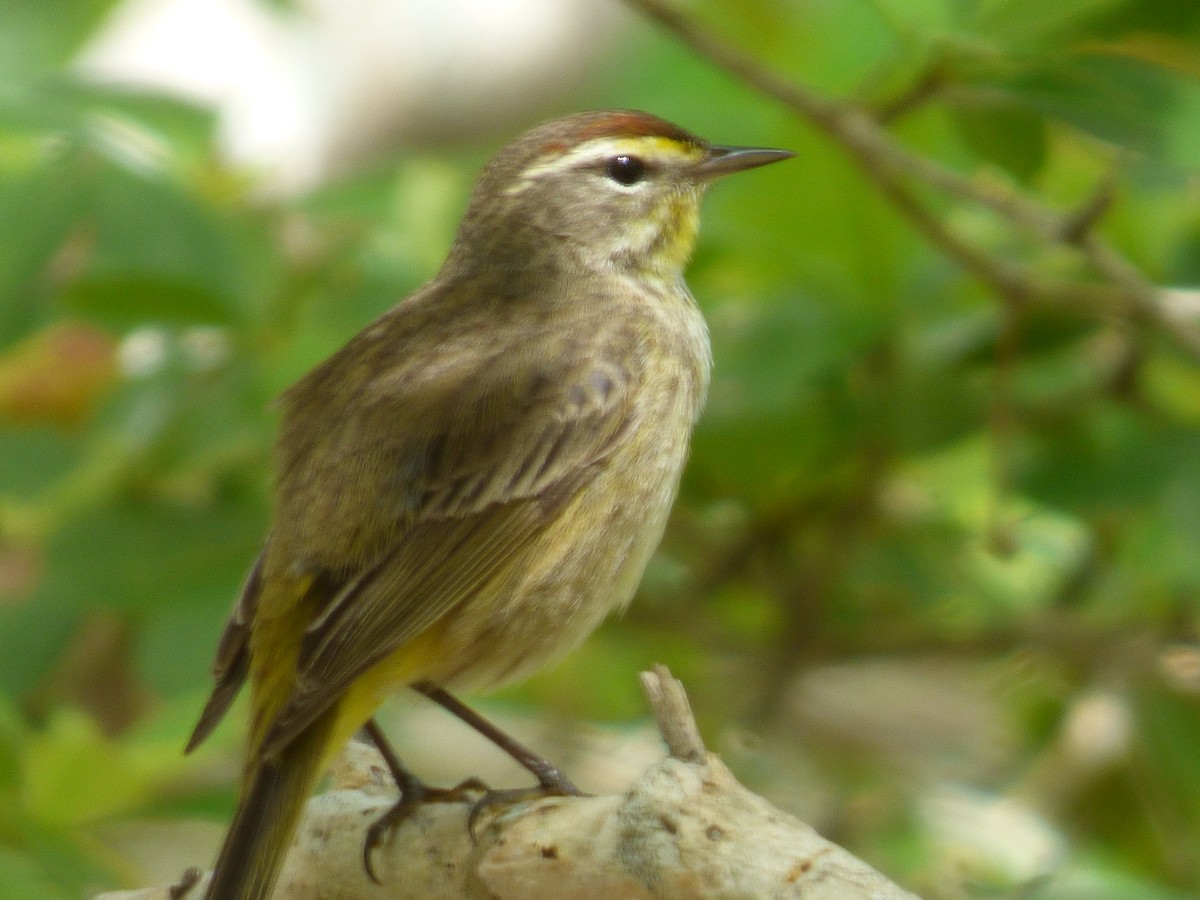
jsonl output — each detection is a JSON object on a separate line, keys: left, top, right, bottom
{"left": 2, "top": 0, "right": 1200, "bottom": 897}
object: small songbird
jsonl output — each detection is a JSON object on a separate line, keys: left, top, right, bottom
{"left": 187, "top": 109, "right": 791, "bottom": 899}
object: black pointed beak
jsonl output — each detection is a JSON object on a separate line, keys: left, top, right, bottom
{"left": 695, "top": 145, "right": 794, "bottom": 180}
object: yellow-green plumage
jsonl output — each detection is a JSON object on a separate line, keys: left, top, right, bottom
{"left": 187, "top": 109, "right": 789, "bottom": 900}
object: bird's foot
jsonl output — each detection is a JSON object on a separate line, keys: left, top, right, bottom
{"left": 364, "top": 774, "right": 488, "bottom": 883}
{"left": 467, "top": 767, "right": 588, "bottom": 839}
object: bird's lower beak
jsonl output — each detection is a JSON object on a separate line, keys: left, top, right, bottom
{"left": 695, "top": 145, "right": 794, "bottom": 180}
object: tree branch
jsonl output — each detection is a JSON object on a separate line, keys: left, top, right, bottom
{"left": 622, "top": 0, "right": 1200, "bottom": 359}
{"left": 97, "top": 668, "right": 920, "bottom": 900}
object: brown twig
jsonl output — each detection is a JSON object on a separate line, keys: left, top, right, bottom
{"left": 873, "top": 63, "right": 948, "bottom": 124}
{"left": 1059, "top": 169, "right": 1119, "bottom": 243}
{"left": 621, "top": 0, "right": 1200, "bottom": 360}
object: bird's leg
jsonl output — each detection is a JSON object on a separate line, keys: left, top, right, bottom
{"left": 412, "top": 681, "right": 587, "bottom": 836}
{"left": 358, "top": 718, "right": 487, "bottom": 883}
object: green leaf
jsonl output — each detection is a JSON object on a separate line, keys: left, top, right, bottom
{"left": 1020, "top": 407, "right": 1200, "bottom": 512}
{"left": 59, "top": 167, "right": 252, "bottom": 327}
{"left": 23, "top": 708, "right": 191, "bottom": 825}
{"left": 35, "top": 495, "right": 265, "bottom": 616}
{"left": 0, "top": 0, "right": 121, "bottom": 82}
{"left": 1006, "top": 54, "right": 1181, "bottom": 160}
{"left": 1085, "top": 0, "right": 1200, "bottom": 38}
{"left": 970, "top": 0, "right": 1127, "bottom": 48}
{"left": 951, "top": 99, "right": 1049, "bottom": 182}
{"left": 0, "top": 594, "right": 80, "bottom": 700}
{"left": 0, "top": 427, "right": 81, "bottom": 499}
{"left": 0, "top": 847, "right": 78, "bottom": 900}
{"left": 62, "top": 275, "right": 240, "bottom": 327}
{"left": 0, "top": 163, "right": 88, "bottom": 340}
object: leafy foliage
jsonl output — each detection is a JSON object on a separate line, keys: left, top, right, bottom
{"left": 0, "top": 0, "right": 1198, "bottom": 896}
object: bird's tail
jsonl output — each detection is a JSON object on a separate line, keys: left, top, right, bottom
{"left": 203, "top": 718, "right": 332, "bottom": 900}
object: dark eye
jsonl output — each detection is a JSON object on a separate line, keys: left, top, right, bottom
{"left": 605, "top": 155, "right": 646, "bottom": 186}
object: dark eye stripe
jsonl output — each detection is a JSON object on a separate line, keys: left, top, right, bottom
{"left": 605, "top": 155, "right": 646, "bottom": 186}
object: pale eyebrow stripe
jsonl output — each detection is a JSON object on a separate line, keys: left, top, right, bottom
{"left": 505, "top": 136, "right": 705, "bottom": 195}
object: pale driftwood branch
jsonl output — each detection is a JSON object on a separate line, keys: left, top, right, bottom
{"left": 639, "top": 662, "right": 705, "bottom": 762}
{"left": 97, "top": 668, "right": 920, "bottom": 900}
{"left": 622, "top": 0, "right": 1200, "bottom": 360}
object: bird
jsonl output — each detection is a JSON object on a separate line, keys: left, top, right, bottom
{"left": 185, "top": 108, "right": 791, "bottom": 900}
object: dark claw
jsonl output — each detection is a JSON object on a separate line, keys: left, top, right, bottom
{"left": 358, "top": 717, "right": 489, "bottom": 883}
{"left": 363, "top": 776, "right": 489, "bottom": 884}
{"left": 466, "top": 773, "right": 588, "bottom": 840}
{"left": 358, "top": 691, "right": 591, "bottom": 861}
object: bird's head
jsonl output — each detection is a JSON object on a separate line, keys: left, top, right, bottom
{"left": 449, "top": 110, "right": 791, "bottom": 281}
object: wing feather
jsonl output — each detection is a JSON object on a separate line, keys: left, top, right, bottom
{"left": 185, "top": 549, "right": 265, "bottom": 752}
{"left": 254, "top": 307, "right": 642, "bottom": 757}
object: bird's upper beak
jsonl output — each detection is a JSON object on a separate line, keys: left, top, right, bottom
{"left": 694, "top": 145, "right": 794, "bottom": 181}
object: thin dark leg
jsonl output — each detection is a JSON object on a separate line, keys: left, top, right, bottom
{"left": 361, "top": 719, "right": 426, "bottom": 804}
{"left": 357, "top": 717, "right": 486, "bottom": 883}
{"left": 412, "top": 681, "right": 587, "bottom": 835}
{"left": 413, "top": 682, "right": 581, "bottom": 792}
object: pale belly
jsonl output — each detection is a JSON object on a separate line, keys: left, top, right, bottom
{"left": 428, "top": 412, "right": 691, "bottom": 692}
{"left": 332, "top": 415, "right": 692, "bottom": 741}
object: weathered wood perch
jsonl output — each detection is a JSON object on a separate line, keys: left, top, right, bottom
{"left": 98, "top": 666, "right": 920, "bottom": 899}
